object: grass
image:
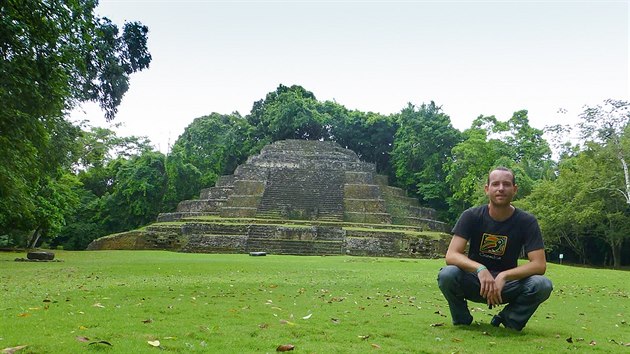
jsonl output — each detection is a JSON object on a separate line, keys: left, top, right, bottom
{"left": 0, "top": 251, "right": 628, "bottom": 353}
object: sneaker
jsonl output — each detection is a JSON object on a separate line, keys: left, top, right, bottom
{"left": 490, "top": 315, "right": 523, "bottom": 331}
{"left": 490, "top": 315, "right": 503, "bottom": 327}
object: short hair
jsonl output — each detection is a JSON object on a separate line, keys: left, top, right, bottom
{"left": 487, "top": 166, "right": 516, "bottom": 185}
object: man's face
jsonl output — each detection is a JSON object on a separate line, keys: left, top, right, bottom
{"left": 485, "top": 170, "right": 517, "bottom": 207}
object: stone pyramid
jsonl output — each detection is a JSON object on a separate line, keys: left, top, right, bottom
{"left": 88, "top": 140, "right": 450, "bottom": 258}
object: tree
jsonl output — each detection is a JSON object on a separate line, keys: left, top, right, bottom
{"left": 100, "top": 151, "right": 168, "bottom": 234}
{"left": 520, "top": 144, "right": 630, "bottom": 268}
{"left": 327, "top": 104, "right": 398, "bottom": 175}
{"left": 0, "top": 0, "right": 151, "bottom": 240}
{"left": 578, "top": 100, "right": 630, "bottom": 205}
{"left": 247, "top": 85, "right": 329, "bottom": 143}
{"left": 517, "top": 159, "right": 589, "bottom": 264}
{"left": 392, "top": 102, "right": 462, "bottom": 212}
{"left": 169, "top": 112, "right": 255, "bottom": 191}
{"left": 444, "top": 126, "right": 509, "bottom": 218}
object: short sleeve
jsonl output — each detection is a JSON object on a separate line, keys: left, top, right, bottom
{"left": 451, "top": 207, "right": 479, "bottom": 240}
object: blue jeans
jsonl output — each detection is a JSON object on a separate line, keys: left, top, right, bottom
{"left": 437, "top": 265, "right": 553, "bottom": 330}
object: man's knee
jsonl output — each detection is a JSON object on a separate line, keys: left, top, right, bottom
{"left": 437, "top": 265, "right": 463, "bottom": 289}
{"left": 529, "top": 275, "right": 553, "bottom": 301}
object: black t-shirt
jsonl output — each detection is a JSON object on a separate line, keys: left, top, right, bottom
{"left": 451, "top": 205, "right": 544, "bottom": 272}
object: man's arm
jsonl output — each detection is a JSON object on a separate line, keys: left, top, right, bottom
{"left": 490, "top": 249, "right": 547, "bottom": 306}
{"left": 445, "top": 235, "right": 484, "bottom": 272}
{"left": 445, "top": 235, "right": 499, "bottom": 304}
{"left": 496, "top": 249, "right": 547, "bottom": 281}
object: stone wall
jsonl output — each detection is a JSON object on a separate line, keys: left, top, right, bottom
{"left": 88, "top": 221, "right": 449, "bottom": 258}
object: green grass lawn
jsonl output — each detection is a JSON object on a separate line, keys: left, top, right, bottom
{"left": 1, "top": 251, "right": 628, "bottom": 353}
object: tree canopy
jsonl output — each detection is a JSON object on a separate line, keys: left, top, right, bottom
{"left": 0, "top": 0, "right": 151, "bottom": 244}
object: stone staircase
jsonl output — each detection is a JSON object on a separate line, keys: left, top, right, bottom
{"left": 245, "top": 225, "right": 345, "bottom": 255}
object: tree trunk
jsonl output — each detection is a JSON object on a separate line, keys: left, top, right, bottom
{"left": 611, "top": 242, "right": 621, "bottom": 269}
{"left": 28, "top": 226, "right": 42, "bottom": 249}
{"left": 617, "top": 152, "right": 630, "bottom": 204}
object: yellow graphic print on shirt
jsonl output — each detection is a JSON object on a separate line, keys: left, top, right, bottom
{"left": 480, "top": 233, "right": 508, "bottom": 257}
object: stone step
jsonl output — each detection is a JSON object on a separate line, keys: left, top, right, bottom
{"left": 391, "top": 217, "right": 450, "bottom": 232}
{"left": 344, "top": 184, "right": 382, "bottom": 199}
{"left": 246, "top": 239, "right": 344, "bottom": 255}
{"left": 156, "top": 212, "right": 218, "bottom": 222}
{"left": 226, "top": 195, "right": 262, "bottom": 208}
{"left": 247, "top": 225, "right": 345, "bottom": 241}
{"left": 343, "top": 198, "right": 388, "bottom": 213}
{"left": 232, "top": 180, "right": 265, "bottom": 195}
{"left": 233, "top": 165, "right": 269, "bottom": 180}
{"left": 220, "top": 207, "right": 258, "bottom": 218}
{"left": 215, "top": 175, "right": 235, "bottom": 187}
{"left": 381, "top": 186, "right": 409, "bottom": 198}
{"left": 181, "top": 234, "right": 248, "bottom": 253}
{"left": 375, "top": 175, "right": 389, "bottom": 186}
{"left": 199, "top": 186, "right": 233, "bottom": 200}
{"left": 177, "top": 199, "right": 226, "bottom": 213}
{"left": 344, "top": 212, "right": 392, "bottom": 224}
{"left": 181, "top": 223, "right": 249, "bottom": 235}
{"left": 344, "top": 171, "right": 375, "bottom": 184}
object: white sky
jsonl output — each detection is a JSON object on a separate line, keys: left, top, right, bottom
{"left": 71, "top": 0, "right": 630, "bottom": 153}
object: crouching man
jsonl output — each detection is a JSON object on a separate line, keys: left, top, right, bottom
{"left": 437, "top": 167, "right": 553, "bottom": 331}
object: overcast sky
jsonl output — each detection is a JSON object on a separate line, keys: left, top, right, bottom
{"left": 71, "top": 0, "right": 629, "bottom": 153}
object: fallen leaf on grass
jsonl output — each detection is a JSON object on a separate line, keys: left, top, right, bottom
{"left": 279, "top": 319, "right": 295, "bottom": 326}
{"left": 451, "top": 338, "right": 463, "bottom": 342}
{"left": 259, "top": 323, "right": 269, "bottom": 329}
{"left": 1, "top": 345, "right": 28, "bottom": 354}
{"left": 589, "top": 341, "right": 596, "bottom": 346}
{"left": 433, "top": 310, "right": 447, "bottom": 317}
{"left": 75, "top": 336, "right": 90, "bottom": 343}
{"left": 88, "top": 341, "right": 112, "bottom": 346}
{"left": 276, "top": 344, "right": 294, "bottom": 351}
{"left": 430, "top": 322, "right": 445, "bottom": 327}
{"left": 358, "top": 335, "right": 370, "bottom": 340}
{"left": 92, "top": 303, "right": 105, "bottom": 308}
{"left": 302, "top": 313, "right": 312, "bottom": 320}
{"left": 17, "top": 313, "right": 30, "bottom": 318}
{"left": 142, "top": 319, "right": 153, "bottom": 324}
{"left": 331, "top": 318, "right": 340, "bottom": 324}
{"left": 566, "top": 337, "right": 573, "bottom": 343}
{"left": 371, "top": 343, "right": 381, "bottom": 349}
{"left": 148, "top": 340, "right": 161, "bottom": 347}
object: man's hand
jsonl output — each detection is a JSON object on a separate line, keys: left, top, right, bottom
{"left": 478, "top": 270, "right": 505, "bottom": 306}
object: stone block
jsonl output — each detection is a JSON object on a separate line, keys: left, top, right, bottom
{"left": 344, "top": 212, "right": 392, "bottom": 224}
{"left": 344, "top": 184, "right": 382, "bottom": 199}
{"left": 344, "top": 171, "right": 374, "bottom": 184}
{"left": 233, "top": 180, "right": 265, "bottom": 195}
{"left": 220, "top": 207, "right": 257, "bottom": 218}
{"left": 27, "top": 251, "right": 54, "bottom": 260}
{"left": 344, "top": 199, "right": 387, "bottom": 213}
{"left": 177, "top": 199, "right": 225, "bottom": 213}
{"left": 199, "top": 187, "right": 232, "bottom": 200}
